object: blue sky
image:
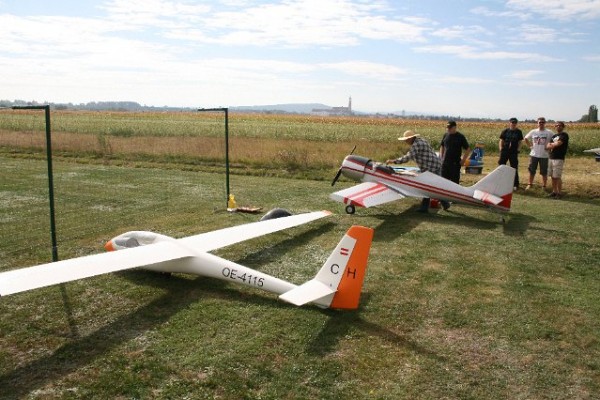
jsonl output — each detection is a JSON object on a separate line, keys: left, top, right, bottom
{"left": 1, "top": 0, "right": 599, "bottom": 120}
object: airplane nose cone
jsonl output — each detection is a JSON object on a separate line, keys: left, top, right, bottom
{"left": 104, "top": 240, "right": 115, "bottom": 252}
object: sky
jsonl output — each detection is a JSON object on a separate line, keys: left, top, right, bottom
{"left": 1, "top": 0, "right": 599, "bottom": 120}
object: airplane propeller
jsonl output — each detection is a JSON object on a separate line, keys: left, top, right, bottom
{"left": 331, "top": 168, "right": 343, "bottom": 186}
{"left": 331, "top": 145, "right": 356, "bottom": 186}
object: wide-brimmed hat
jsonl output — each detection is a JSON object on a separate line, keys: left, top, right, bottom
{"left": 398, "top": 130, "right": 420, "bottom": 141}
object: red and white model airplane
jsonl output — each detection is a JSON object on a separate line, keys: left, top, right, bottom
{"left": 0, "top": 211, "right": 374, "bottom": 310}
{"left": 330, "top": 155, "right": 515, "bottom": 217}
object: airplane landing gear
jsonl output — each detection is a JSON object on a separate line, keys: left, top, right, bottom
{"left": 345, "top": 204, "right": 356, "bottom": 214}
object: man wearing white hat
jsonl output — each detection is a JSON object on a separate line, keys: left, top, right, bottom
{"left": 386, "top": 130, "right": 450, "bottom": 212}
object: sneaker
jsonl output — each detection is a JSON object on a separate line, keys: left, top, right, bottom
{"left": 525, "top": 184, "right": 532, "bottom": 190}
{"left": 513, "top": 186, "right": 518, "bottom": 191}
{"left": 548, "top": 192, "right": 557, "bottom": 198}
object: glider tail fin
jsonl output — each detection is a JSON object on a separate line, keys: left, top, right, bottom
{"left": 279, "top": 225, "right": 374, "bottom": 309}
{"left": 471, "top": 164, "right": 516, "bottom": 211}
{"left": 327, "top": 225, "right": 374, "bottom": 309}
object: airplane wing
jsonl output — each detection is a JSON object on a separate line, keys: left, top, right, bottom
{"left": 0, "top": 211, "right": 332, "bottom": 297}
{"left": 0, "top": 241, "right": 193, "bottom": 296}
{"left": 330, "top": 182, "right": 405, "bottom": 208}
{"left": 178, "top": 210, "right": 332, "bottom": 252}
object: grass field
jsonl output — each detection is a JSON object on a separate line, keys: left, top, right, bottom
{"left": 0, "top": 154, "right": 599, "bottom": 399}
{"left": 1, "top": 111, "right": 600, "bottom": 197}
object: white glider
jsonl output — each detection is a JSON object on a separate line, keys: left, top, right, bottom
{"left": 0, "top": 211, "right": 374, "bottom": 309}
{"left": 331, "top": 154, "right": 515, "bottom": 216}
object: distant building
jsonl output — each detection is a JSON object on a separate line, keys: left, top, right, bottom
{"left": 312, "top": 97, "right": 353, "bottom": 116}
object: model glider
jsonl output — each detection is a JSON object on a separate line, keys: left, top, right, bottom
{"left": 330, "top": 154, "right": 515, "bottom": 215}
{"left": 0, "top": 211, "right": 375, "bottom": 309}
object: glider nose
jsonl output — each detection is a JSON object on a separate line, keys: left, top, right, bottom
{"left": 104, "top": 240, "right": 115, "bottom": 252}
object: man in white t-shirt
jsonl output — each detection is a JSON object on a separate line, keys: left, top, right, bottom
{"left": 524, "top": 117, "right": 554, "bottom": 189}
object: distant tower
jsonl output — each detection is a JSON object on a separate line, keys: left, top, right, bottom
{"left": 589, "top": 105, "right": 598, "bottom": 122}
{"left": 348, "top": 96, "right": 352, "bottom": 114}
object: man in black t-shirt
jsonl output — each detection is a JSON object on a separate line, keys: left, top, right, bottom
{"left": 440, "top": 121, "right": 470, "bottom": 184}
{"left": 546, "top": 121, "right": 569, "bottom": 198}
{"left": 498, "top": 117, "right": 523, "bottom": 189}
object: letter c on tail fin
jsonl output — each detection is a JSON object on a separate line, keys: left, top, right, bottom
{"left": 328, "top": 226, "right": 373, "bottom": 309}
{"left": 279, "top": 225, "right": 374, "bottom": 309}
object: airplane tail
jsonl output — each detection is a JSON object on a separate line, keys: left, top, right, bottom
{"left": 471, "top": 165, "right": 515, "bottom": 211}
{"left": 278, "top": 225, "right": 374, "bottom": 309}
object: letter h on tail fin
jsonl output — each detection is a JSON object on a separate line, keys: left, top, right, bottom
{"left": 279, "top": 225, "right": 374, "bottom": 309}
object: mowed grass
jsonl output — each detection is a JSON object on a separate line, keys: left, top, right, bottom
{"left": 0, "top": 156, "right": 599, "bottom": 399}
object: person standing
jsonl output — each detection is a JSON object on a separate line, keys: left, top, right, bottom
{"left": 386, "top": 130, "right": 450, "bottom": 212}
{"left": 546, "top": 121, "right": 569, "bottom": 198}
{"left": 498, "top": 117, "right": 523, "bottom": 190}
{"left": 440, "top": 121, "right": 470, "bottom": 184}
{"left": 524, "top": 117, "right": 554, "bottom": 190}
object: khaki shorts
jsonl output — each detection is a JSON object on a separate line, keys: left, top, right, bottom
{"left": 548, "top": 159, "right": 565, "bottom": 179}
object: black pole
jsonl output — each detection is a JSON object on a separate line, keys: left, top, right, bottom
{"left": 44, "top": 105, "right": 59, "bottom": 262}
{"left": 9, "top": 105, "right": 59, "bottom": 261}
{"left": 197, "top": 107, "right": 230, "bottom": 209}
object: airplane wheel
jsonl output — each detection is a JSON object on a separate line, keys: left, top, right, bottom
{"left": 345, "top": 205, "right": 356, "bottom": 214}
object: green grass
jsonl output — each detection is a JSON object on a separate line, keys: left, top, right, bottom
{"left": 0, "top": 156, "right": 599, "bottom": 399}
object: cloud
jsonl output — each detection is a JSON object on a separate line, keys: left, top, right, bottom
{"left": 506, "top": 0, "right": 600, "bottom": 21}
{"left": 508, "top": 80, "right": 585, "bottom": 88}
{"left": 101, "top": 0, "right": 430, "bottom": 48}
{"left": 506, "top": 70, "right": 545, "bottom": 79}
{"left": 582, "top": 54, "right": 600, "bottom": 61}
{"left": 473, "top": 1, "right": 600, "bottom": 21}
{"left": 319, "top": 61, "right": 408, "bottom": 81}
{"left": 469, "top": 6, "right": 528, "bottom": 20}
{"left": 508, "top": 24, "right": 587, "bottom": 45}
{"left": 436, "top": 76, "right": 494, "bottom": 84}
{"left": 414, "top": 45, "right": 562, "bottom": 62}
{"left": 431, "top": 25, "right": 490, "bottom": 41}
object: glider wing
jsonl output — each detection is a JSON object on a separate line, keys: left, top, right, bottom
{"left": 0, "top": 211, "right": 332, "bottom": 297}
{"left": 0, "top": 241, "right": 193, "bottom": 297}
{"left": 179, "top": 210, "right": 332, "bottom": 252}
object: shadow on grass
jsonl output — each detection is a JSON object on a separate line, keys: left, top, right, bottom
{"left": 366, "top": 204, "right": 503, "bottom": 242}
{"left": 230, "top": 221, "right": 336, "bottom": 267}
{"left": 502, "top": 212, "right": 538, "bottom": 236}
{"left": 0, "top": 277, "right": 203, "bottom": 400}
{"left": 306, "top": 295, "right": 444, "bottom": 362}
{"left": 0, "top": 223, "right": 336, "bottom": 399}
